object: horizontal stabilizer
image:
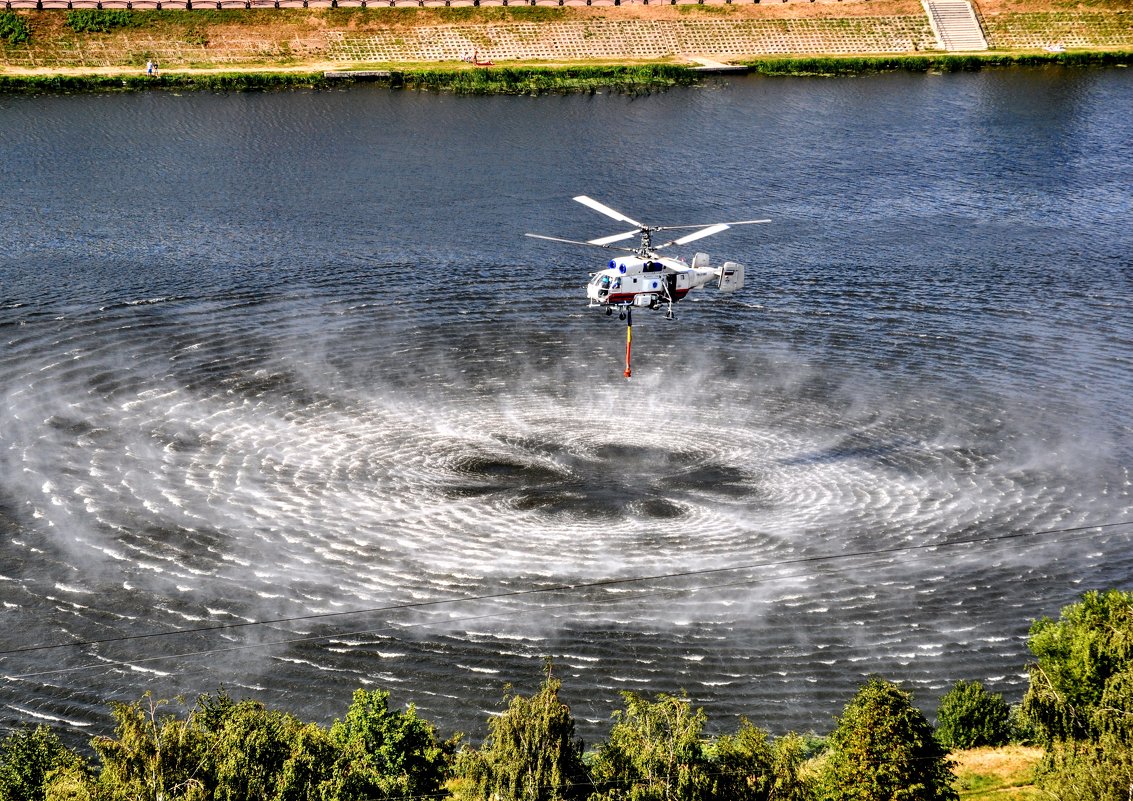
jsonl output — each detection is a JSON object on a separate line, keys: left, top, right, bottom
{"left": 718, "top": 262, "right": 744, "bottom": 293}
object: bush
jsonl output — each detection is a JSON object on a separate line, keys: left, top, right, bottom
{"left": 64, "top": 10, "right": 138, "bottom": 33}
{"left": 935, "top": 680, "right": 1013, "bottom": 750}
{"left": 1008, "top": 703, "right": 1039, "bottom": 745}
{"left": 0, "top": 12, "right": 30, "bottom": 44}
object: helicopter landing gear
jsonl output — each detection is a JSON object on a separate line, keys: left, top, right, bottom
{"left": 618, "top": 311, "right": 626, "bottom": 321}
{"left": 605, "top": 306, "right": 613, "bottom": 316}
{"left": 665, "top": 308, "right": 676, "bottom": 321}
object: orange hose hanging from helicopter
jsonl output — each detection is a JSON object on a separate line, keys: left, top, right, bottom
{"left": 624, "top": 307, "right": 633, "bottom": 379}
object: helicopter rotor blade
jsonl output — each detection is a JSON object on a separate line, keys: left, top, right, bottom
{"left": 573, "top": 196, "right": 646, "bottom": 229}
{"left": 588, "top": 229, "right": 639, "bottom": 246}
{"left": 655, "top": 219, "right": 772, "bottom": 231}
{"left": 654, "top": 223, "right": 731, "bottom": 250}
{"left": 525, "top": 233, "right": 637, "bottom": 253}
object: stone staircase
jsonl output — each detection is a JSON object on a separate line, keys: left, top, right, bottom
{"left": 923, "top": 0, "right": 988, "bottom": 51}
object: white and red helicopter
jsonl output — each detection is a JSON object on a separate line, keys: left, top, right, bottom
{"left": 527, "top": 195, "right": 769, "bottom": 377}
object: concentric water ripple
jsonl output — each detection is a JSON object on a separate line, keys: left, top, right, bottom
{"left": 2, "top": 71, "right": 1133, "bottom": 742}
{"left": 4, "top": 283, "right": 1130, "bottom": 737}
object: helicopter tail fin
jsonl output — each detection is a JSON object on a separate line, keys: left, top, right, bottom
{"left": 718, "top": 262, "right": 744, "bottom": 293}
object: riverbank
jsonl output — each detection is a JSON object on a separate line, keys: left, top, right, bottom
{"left": 0, "top": 1, "right": 1130, "bottom": 90}
{"left": 0, "top": 48, "right": 1129, "bottom": 93}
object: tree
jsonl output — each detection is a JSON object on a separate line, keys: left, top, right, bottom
{"left": 88, "top": 690, "right": 338, "bottom": 801}
{"left": 1022, "top": 589, "right": 1133, "bottom": 744}
{"left": 325, "top": 688, "right": 452, "bottom": 801}
{"left": 194, "top": 693, "right": 307, "bottom": 801}
{"left": 1020, "top": 590, "right": 1133, "bottom": 801}
{"left": 934, "top": 680, "right": 1012, "bottom": 750}
{"left": 710, "top": 720, "right": 776, "bottom": 801}
{"left": 91, "top": 694, "right": 208, "bottom": 801}
{"left": 1033, "top": 734, "right": 1133, "bottom": 801}
{"left": 0, "top": 725, "right": 85, "bottom": 801}
{"left": 589, "top": 691, "right": 713, "bottom": 801}
{"left": 820, "top": 678, "right": 957, "bottom": 801}
{"left": 43, "top": 760, "right": 96, "bottom": 801}
{"left": 711, "top": 720, "right": 814, "bottom": 801}
{"left": 452, "top": 670, "right": 586, "bottom": 801}
{"left": 275, "top": 723, "right": 338, "bottom": 801}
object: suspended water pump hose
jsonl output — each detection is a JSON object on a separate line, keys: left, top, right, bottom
{"left": 624, "top": 307, "right": 632, "bottom": 379}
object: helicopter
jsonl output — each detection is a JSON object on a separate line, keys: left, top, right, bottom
{"left": 526, "top": 195, "right": 769, "bottom": 377}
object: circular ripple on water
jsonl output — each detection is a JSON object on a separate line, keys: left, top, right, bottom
{"left": 3, "top": 290, "right": 1132, "bottom": 743}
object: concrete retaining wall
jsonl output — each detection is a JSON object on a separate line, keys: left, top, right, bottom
{"left": 1, "top": 9, "right": 1128, "bottom": 69}
{"left": 326, "top": 17, "right": 937, "bottom": 61}
{"left": 982, "top": 11, "right": 1133, "bottom": 50}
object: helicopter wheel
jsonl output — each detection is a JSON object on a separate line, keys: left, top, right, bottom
{"left": 605, "top": 307, "right": 613, "bottom": 316}
{"left": 618, "top": 311, "right": 626, "bottom": 321}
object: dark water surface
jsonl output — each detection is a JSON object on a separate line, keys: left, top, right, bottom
{"left": 1, "top": 68, "right": 1132, "bottom": 745}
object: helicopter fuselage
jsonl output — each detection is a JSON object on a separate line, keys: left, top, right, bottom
{"left": 585, "top": 253, "right": 729, "bottom": 310}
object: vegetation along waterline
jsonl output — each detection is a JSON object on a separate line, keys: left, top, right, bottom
{"left": 0, "top": 50, "right": 1130, "bottom": 93}
{"left": 0, "top": 64, "right": 702, "bottom": 93}
{"left": 3, "top": 589, "right": 1133, "bottom": 800}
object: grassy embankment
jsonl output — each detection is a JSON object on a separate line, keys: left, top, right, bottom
{"left": 1, "top": 47, "right": 1128, "bottom": 92}
{"left": 0, "top": 61, "right": 703, "bottom": 92}
{"left": 1, "top": 2, "right": 1131, "bottom": 92}
{"left": 0, "top": 7, "right": 696, "bottom": 91}
{"left": 952, "top": 746, "right": 1043, "bottom": 800}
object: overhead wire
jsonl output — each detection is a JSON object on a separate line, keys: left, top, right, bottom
{"left": 3, "top": 518, "right": 1131, "bottom": 683}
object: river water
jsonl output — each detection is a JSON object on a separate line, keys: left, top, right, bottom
{"left": 1, "top": 67, "right": 1132, "bottom": 745}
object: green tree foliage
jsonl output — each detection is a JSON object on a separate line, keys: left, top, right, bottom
{"left": 0, "top": 725, "right": 85, "bottom": 801}
{"left": 1033, "top": 734, "right": 1133, "bottom": 801}
{"left": 274, "top": 723, "right": 337, "bottom": 801}
{"left": 452, "top": 672, "right": 585, "bottom": 801}
{"left": 820, "top": 678, "right": 957, "bottom": 801}
{"left": 194, "top": 692, "right": 310, "bottom": 801}
{"left": 42, "top": 760, "right": 96, "bottom": 801}
{"left": 325, "top": 688, "right": 452, "bottom": 801}
{"left": 588, "top": 691, "right": 713, "bottom": 801}
{"left": 934, "top": 680, "right": 1012, "bottom": 750}
{"left": 73, "top": 687, "right": 449, "bottom": 801}
{"left": 0, "top": 12, "right": 30, "bottom": 44}
{"left": 711, "top": 721, "right": 813, "bottom": 801}
{"left": 1021, "top": 590, "right": 1133, "bottom": 800}
{"left": 90, "top": 694, "right": 208, "bottom": 801}
{"left": 1021, "top": 588, "right": 1133, "bottom": 743}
